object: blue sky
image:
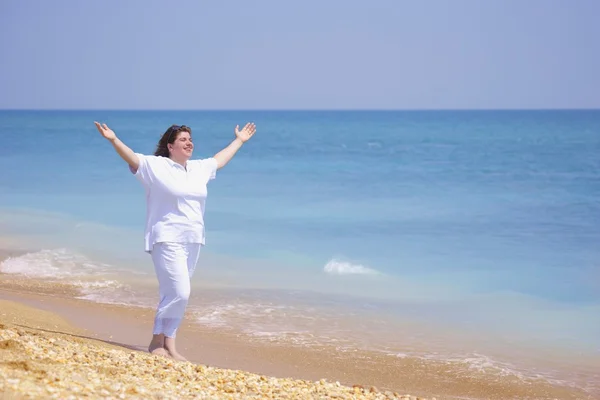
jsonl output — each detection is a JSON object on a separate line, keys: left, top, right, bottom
{"left": 1, "top": 0, "right": 598, "bottom": 110}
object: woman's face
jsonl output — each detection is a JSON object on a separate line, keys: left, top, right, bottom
{"left": 169, "top": 131, "right": 194, "bottom": 161}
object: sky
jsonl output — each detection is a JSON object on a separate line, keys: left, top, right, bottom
{"left": 1, "top": 0, "right": 599, "bottom": 110}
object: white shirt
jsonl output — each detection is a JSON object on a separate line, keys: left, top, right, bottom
{"left": 131, "top": 154, "right": 218, "bottom": 252}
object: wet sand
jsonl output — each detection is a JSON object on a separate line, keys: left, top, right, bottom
{"left": 1, "top": 276, "right": 594, "bottom": 400}
{"left": 0, "top": 240, "right": 596, "bottom": 400}
{"left": 1, "top": 298, "right": 434, "bottom": 400}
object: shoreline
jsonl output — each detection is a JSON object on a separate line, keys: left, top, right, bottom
{"left": 0, "top": 288, "right": 434, "bottom": 397}
{"left": 0, "top": 297, "right": 427, "bottom": 400}
{"left": 1, "top": 242, "right": 597, "bottom": 399}
{"left": 0, "top": 290, "right": 438, "bottom": 400}
{"left": 0, "top": 285, "right": 594, "bottom": 400}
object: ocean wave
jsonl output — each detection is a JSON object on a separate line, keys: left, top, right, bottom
{"left": 192, "top": 302, "right": 294, "bottom": 329}
{"left": 389, "top": 351, "right": 596, "bottom": 393}
{"left": 0, "top": 248, "right": 112, "bottom": 278}
{"left": 323, "top": 259, "right": 381, "bottom": 276}
{"left": 0, "top": 248, "right": 151, "bottom": 307}
{"left": 191, "top": 301, "right": 357, "bottom": 349}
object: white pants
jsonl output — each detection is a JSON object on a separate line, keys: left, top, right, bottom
{"left": 151, "top": 242, "right": 201, "bottom": 338}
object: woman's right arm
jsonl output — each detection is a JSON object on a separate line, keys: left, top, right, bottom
{"left": 94, "top": 122, "right": 140, "bottom": 171}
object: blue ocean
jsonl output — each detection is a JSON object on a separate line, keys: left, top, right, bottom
{"left": 1, "top": 110, "right": 599, "bottom": 394}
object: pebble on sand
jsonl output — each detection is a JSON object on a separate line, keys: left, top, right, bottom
{"left": 0, "top": 323, "right": 430, "bottom": 399}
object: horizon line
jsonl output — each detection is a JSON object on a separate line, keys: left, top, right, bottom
{"left": 1, "top": 107, "right": 599, "bottom": 112}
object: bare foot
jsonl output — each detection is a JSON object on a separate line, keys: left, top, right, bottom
{"left": 165, "top": 347, "right": 187, "bottom": 361}
{"left": 149, "top": 346, "right": 170, "bottom": 358}
{"left": 148, "top": 334, "right": 169, "bottom": 358}
{"left": 164, "top": 336, "right": 187, "bottom": 361}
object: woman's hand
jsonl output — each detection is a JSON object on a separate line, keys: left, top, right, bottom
{"left": 234, "top": 122, "right": 256, "bottom": 143}
{"left": 214, "top": 123, "right": 257, "bottom": 169}
{"left": 94, "top": 121, "right": 117, "bottom": 142}
{"left": 94, "top": 121, "right": 139, "bottom": 170}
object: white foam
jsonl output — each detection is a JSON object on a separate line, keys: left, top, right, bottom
{"left": 71, "top": 280, "right": 121, "bottom": 289}
{"left": 390, "top": 350, "right": 576, "bottom": 387}
{"left": 193, "top": 302, "right": 292, "bottom": 329}
{"left": 191, "top": 301, "right": 367, "bottom": 350}
{"left": 0, "top": 248, "right": 154, "bottom": 308}
{"left": 367, "top": 141, "right": 383, "bottom": 149}
{"left": 189, "top": 299, "right": 599, "bottom": 395}
{"left": 448, "top": 354, "right": 526, "bottom": 379}
{"left": 0, "top": 248, "right": 111, "bottom": 278}
{"left": 323, "top": 258, "right": 381, "bottom": 275}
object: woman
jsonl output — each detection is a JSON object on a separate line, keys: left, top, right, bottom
{"left": 94, "top": 120, "right": 256, "bottom": 361}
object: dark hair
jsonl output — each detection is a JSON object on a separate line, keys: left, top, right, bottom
{"left": 154, "top": 125, "right": 192, "bottom": 157}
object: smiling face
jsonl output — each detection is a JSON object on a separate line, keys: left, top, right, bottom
{"left": 168, "top": 130, "right": 194, "bottom": 163}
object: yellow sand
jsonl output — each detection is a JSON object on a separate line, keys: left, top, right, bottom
{"left": 0, "top": 300, "right": 430, "bottom": 400}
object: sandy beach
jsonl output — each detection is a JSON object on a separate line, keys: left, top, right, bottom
{"left": 0, "top": 243, "right": 596, "bottom": 400}
{"left": 1, "top": 287, "right": 594, "bottom": 399}
{"left": 0, "top": 297, "right": 431, "bottom": 400}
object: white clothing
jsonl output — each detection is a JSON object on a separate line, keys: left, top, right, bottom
{"left": 151, "top": 242, "right": 201, "bottom": 338}
{"left": 131, "top": 154, "right": 218, "bottom": 252}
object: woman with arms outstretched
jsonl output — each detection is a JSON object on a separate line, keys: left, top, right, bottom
{"left": 94, "top": 121, "right": 256, "bottom": 361}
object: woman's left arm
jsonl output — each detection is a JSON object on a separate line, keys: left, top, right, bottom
{"left": 213, "top": 122, "right": 256, "bottom": 169}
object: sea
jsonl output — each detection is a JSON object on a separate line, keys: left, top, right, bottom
{"left": 1, "top": 110, "right": 599, "bottom": 397}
